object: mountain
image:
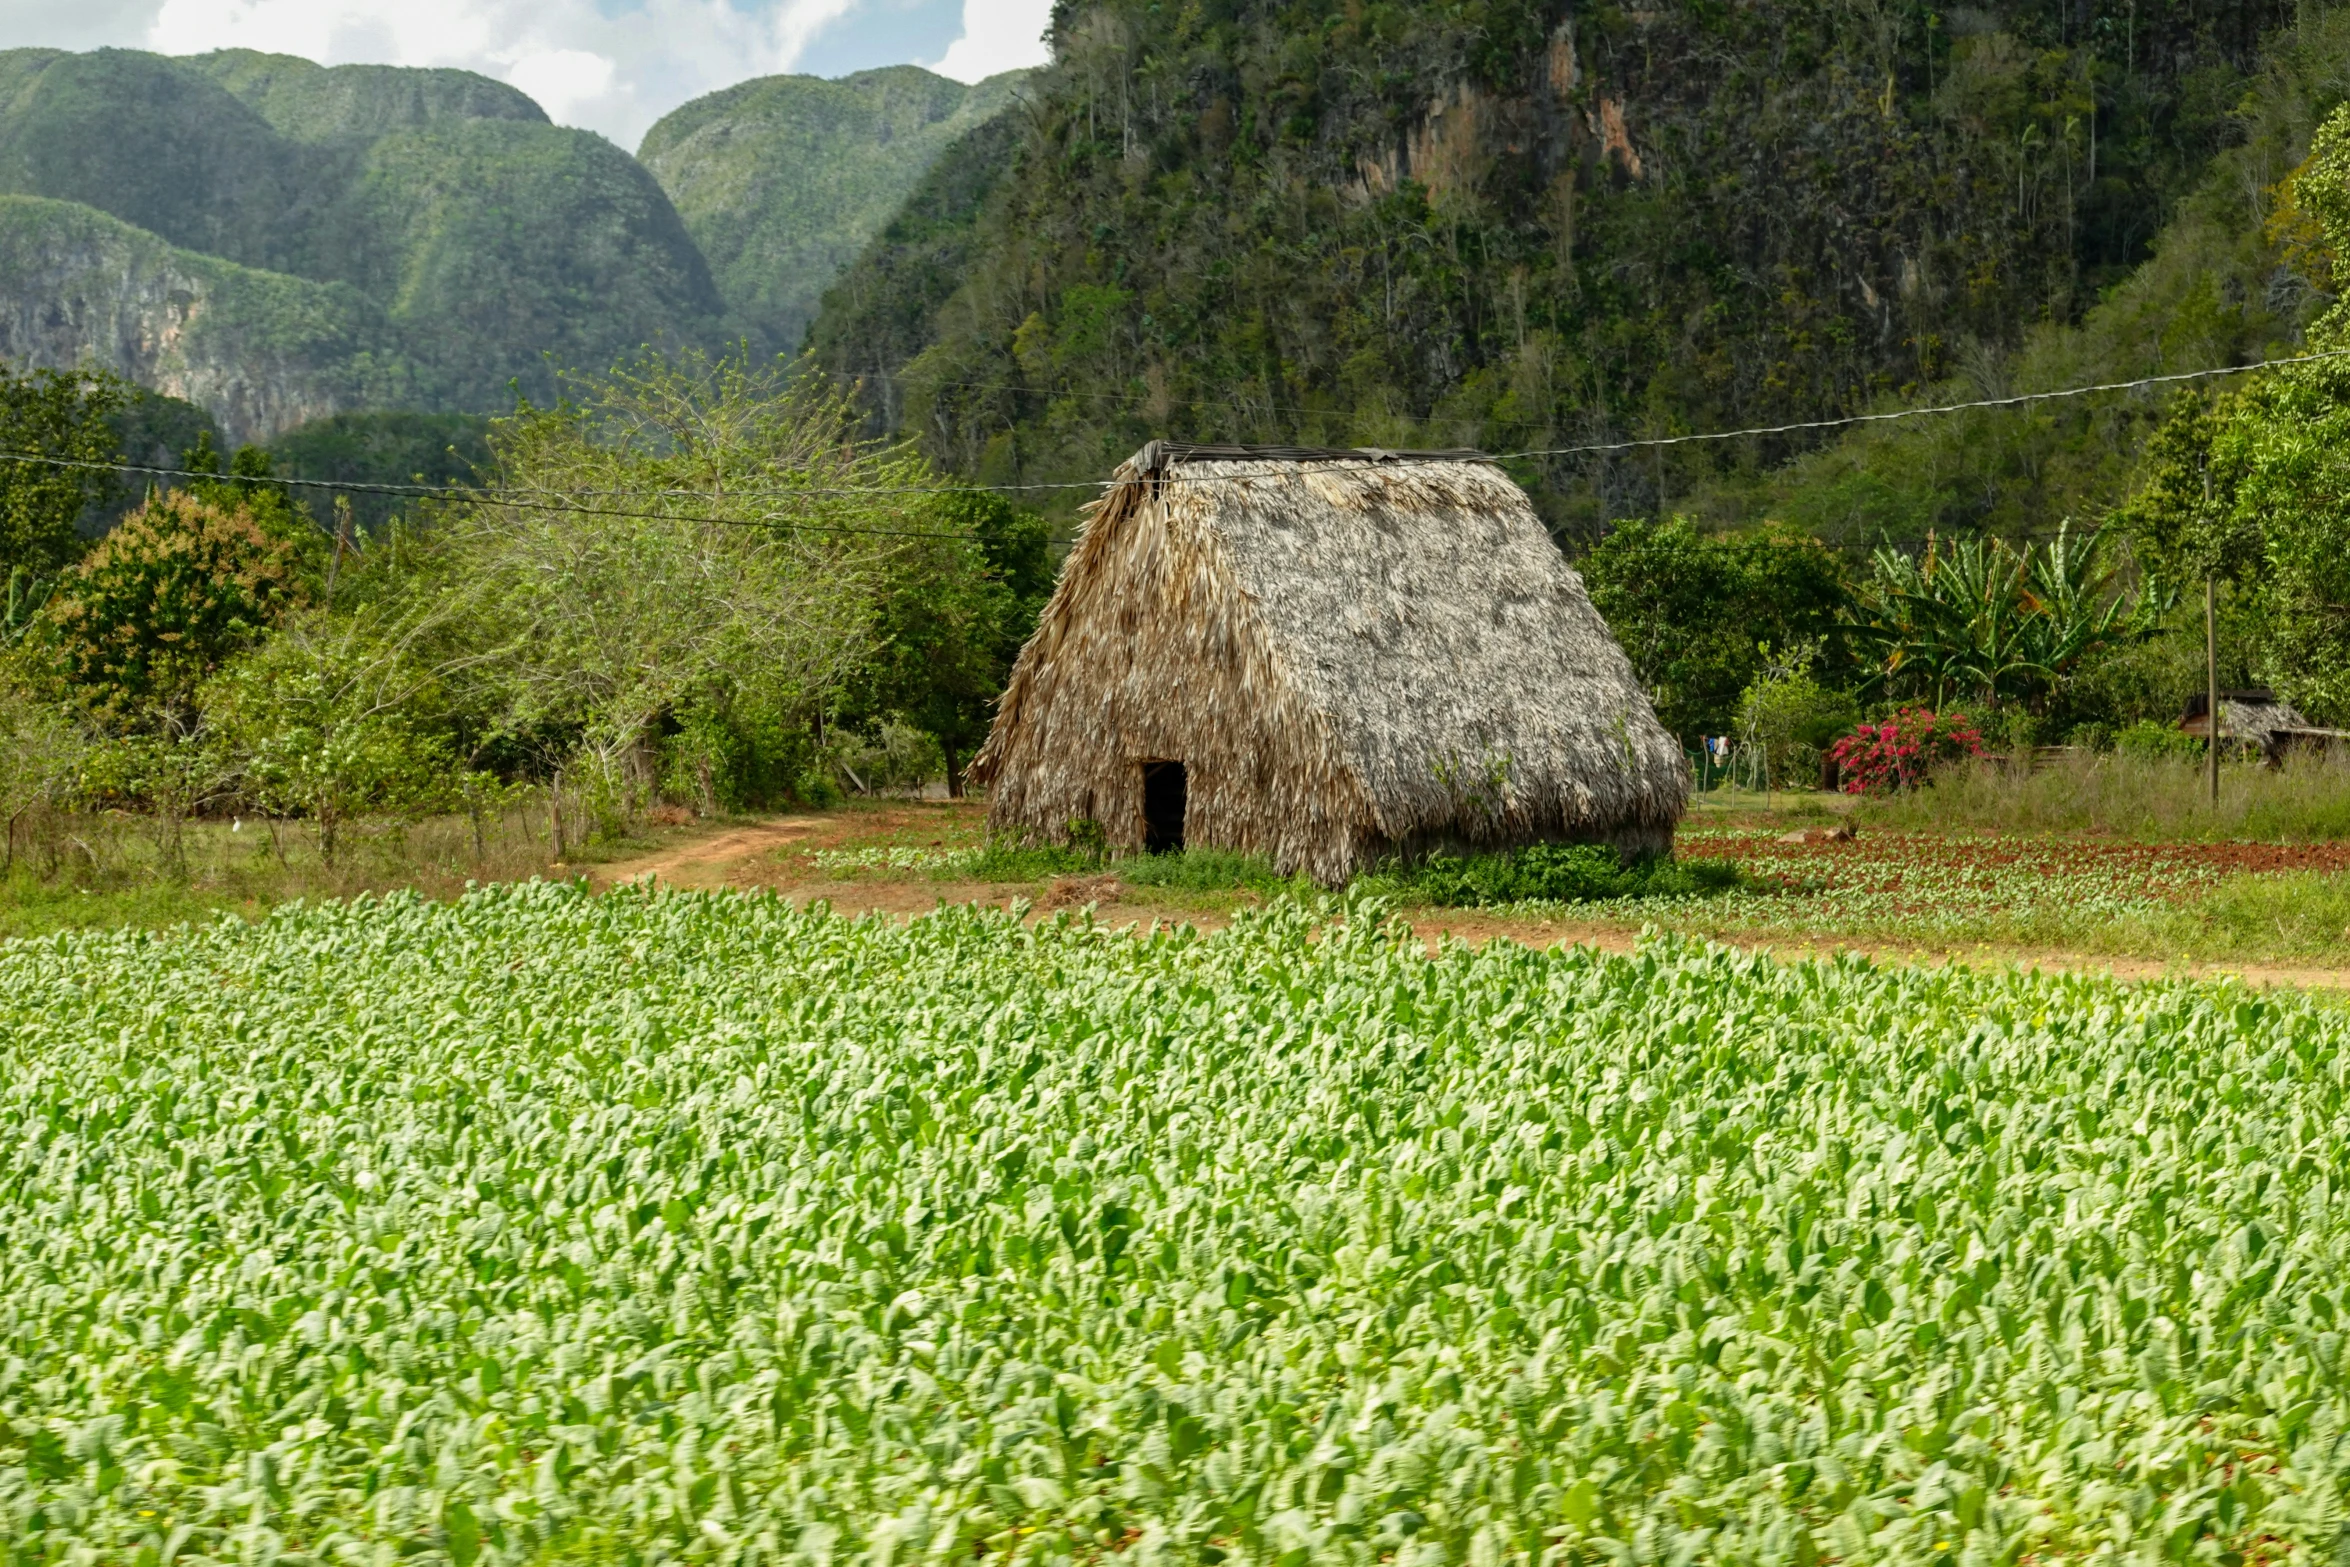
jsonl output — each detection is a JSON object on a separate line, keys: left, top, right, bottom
{"left": 806, "top": 0, "right": 2303, "bottom": 534}
{"left": 639, "top": 64, "right": 1030, "bottom": 358}
{"left": 0, "top": 48, "right": 722, "bottom": 440}
{"left": 1755, "top": 4, "right": 2350, "bottom": 549}
{"left": 0, "top": 195, "right": 396, "bottom": 442}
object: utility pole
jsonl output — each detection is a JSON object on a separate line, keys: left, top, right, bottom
{"left": 2206, "top": 573, "right": 2220, "bottom": 809}
{"left": 2202, "top": 464, "right": 2219, "bottom": 810}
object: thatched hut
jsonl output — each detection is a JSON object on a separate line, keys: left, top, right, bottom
{"left": 966, "top": 442, "right": 1688, "bottom": 884}
{"left": 2179, "top": 689, "right": 2321, "bottom": 766}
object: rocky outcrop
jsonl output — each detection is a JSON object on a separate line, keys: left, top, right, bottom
{"left": 0, "top": 48, "right": 721, "bottom": 436}
{"left": 0, "top": 196, "right": 389, "bottom": 443}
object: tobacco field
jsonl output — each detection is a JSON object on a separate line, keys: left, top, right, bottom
{"left": 4, "top": 885, "right": 2350, "bottom": 1565}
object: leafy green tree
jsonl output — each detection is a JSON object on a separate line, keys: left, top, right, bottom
{"left": 44, "top": 489, "right": 305, "bottom": 725}
{"left": 441, "top": 348, "right": 931, "bottom": 817}
{"left": 1578, "top": 518, "right": 1852, "bottom": 740}
{"left": 842, "top": 488, "right": 1051, "bottom": 794}
{"left": 0, "top": 362, "right": 128, "bottom": 577}
{"left": 207, "top": 612, "right": 455, "bottom": 868}
{"left": 2111, "top": 102, "right": 2350, "bottom": 718}
{"left": 178, "top": 431, "right": 320, "bottom": 558}
{"left": 2113, "top": 394, "right": 2263, "bottom": 594}
{"left": 1847, "top": 525, "right": 2142, "bottom": 716}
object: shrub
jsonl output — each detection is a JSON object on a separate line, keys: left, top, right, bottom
{"left": 2114, "top": 718, "right": 2205, "bottom": 761}
{"left": 206, "top": 623, "right": 455, "bottom": 868}
{"left": 1736, "top": 664, "right": 1859, "bottom": 787}
{"left": 44, "top": 490, "right": 303, "bottom": 723}
{"left": 1381, "top": 842, "right": 1746, "bottom": 907}
{"left": 1828, "top": 707, "right": 1984, "bottom": 794}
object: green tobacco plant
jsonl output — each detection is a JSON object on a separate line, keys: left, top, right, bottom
{"left": 8, "top": 890, "right": 2349, "bottom": 1559}
{"left": 1377, "top": 842, "right": 1746, "bottom": 907}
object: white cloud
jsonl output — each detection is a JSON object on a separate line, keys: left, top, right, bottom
{"left": 132, "top": 0, "right": 865, "bottom": 146}
{"left": 504, "top": 48, "right": 619, "bottom": 131}
{"left": 928, "top": 0, "right": 1053, "bottom": 83}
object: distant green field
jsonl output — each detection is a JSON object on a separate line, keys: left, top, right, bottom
{"left": 2, "top": 887, "right": 2346, "bottom": 1563}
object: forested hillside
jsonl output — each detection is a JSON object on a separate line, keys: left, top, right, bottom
{"left": 809, "top": 0, "right": 2315, "bottom": 536}
{"left": 640, "top": 65, "right": 1031, "bottom": 357}
{"left": 0, "top": 49, "right": 722, "bottom": 439}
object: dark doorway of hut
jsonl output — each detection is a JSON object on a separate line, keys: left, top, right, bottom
{"left": 1142, "top": 761, "right": 1187, "bottom": 853}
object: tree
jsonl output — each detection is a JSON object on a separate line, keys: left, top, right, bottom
{"left": 1846, "top": 525, "right": 2142, "bottom": 715}
{"left": 43, "top": 489, "right": 305, "bottom": 725}
{"left": 0, "top": 362, "right": 128, "bottom": 577}
{"left": 843, "top": 487, "right": 1051, "bottom": 794}
{"left": 208, "top": 611, "right": 455, "bottom": 868}
{"left": 177, "top": 431, "right": 320, "bottom": 558}
{"left": 1578, "top": 518, "right": 1852, "bottom": 739}
{"left": 444, "top": 348, "right": 931, "bottom": 817}
{"left": 2109, "top": 102, "right": 2350, "bottom": 719}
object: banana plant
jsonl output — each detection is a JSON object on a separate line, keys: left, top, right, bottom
{"left": 1850, "top": 523, "right": 2145, "bottom": 711}
{"left": 0, "top": 565, "right": 50, "bottom": 650}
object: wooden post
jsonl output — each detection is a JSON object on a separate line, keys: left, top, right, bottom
{"left": 2205, "top": 573, "right": 2220, "bottom": 808}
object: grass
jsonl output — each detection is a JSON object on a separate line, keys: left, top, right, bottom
{"left": 1857, "top": 748, "right": 2350, "bottom": 840}
{"left": 2131, "top": 870, "right": 2350, "bottom": 961}
{"left": 0, "top": 802, "right": 668, "bottom": 939}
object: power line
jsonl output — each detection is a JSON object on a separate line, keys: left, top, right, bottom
{"left": 2, "top": 345, "right": 2343, "bottom": 519}
{"left": 0, "top": 452, "right": 995, "bottom": 540}
{"left": 1492, "top": 346, "right": 2350, "bottom": 462}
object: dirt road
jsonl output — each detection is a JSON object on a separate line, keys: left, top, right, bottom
{"left": 592, "top": 811, "right": 2350, "bottom": 993}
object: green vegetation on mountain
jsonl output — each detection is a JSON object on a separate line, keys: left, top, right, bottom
{"left": 640, "top": 64, "right": 1030, "bottom": 356}
{"left": 809, "top": 107, "right": 1033, "bottom": 429}
{"left": 1757, "top": 4, "right": 2350, "bottom": 550}
{"left": 187, "top": 47, "right": 545, "bottom": 143}
{"left": 807, "top": 0, "right": 2309, "bottom": 534}
{"left": 0, "top": 49, "right": 719, "bottom": 437}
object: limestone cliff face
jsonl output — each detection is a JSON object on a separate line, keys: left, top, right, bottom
{"left": 0, "top": 196, "right": 389, "bottom": 444}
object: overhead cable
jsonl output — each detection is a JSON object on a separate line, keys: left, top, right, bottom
{"left": 0, "top": 346, "right": 2340, "bottom": 527}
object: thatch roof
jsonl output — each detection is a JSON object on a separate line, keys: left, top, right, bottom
{"left": 2180, "top": 689, "right": 2307, "bottom": 741}
{"left": 968, "top": 443, "right": 1688, "bottom": 883}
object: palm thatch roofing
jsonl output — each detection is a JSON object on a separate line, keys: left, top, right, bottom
{"left": 967, "top": 442, "right": 1689, "bottom": 884}
{"left": 2179, "top": 689, "right": 2306, "bottom": 742}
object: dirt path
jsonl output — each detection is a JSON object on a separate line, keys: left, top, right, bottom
{"left": 596, "top": 818, "right": 825, "bottom": 890}
{"left": 590, "top": 813, "right": 2350, "bottom": 993}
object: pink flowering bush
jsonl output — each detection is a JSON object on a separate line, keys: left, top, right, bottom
{"left": 1828, "top": 707, "right": 1985, "bottom": 795}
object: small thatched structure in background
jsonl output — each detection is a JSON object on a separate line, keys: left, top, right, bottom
{"left": 967, "top": 442, "right": 1688, "bottom": 884}
{"left": 2179, "top": 689, "right": 2305, "bottom": 745}
{"left": 2179, "top": 688, "right": 2335, "bottom": 766}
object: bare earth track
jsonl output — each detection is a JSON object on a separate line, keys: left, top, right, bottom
{"left": 592, "top": 808, "right": 2350, "bottom": 993}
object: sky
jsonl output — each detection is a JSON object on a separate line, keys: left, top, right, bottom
{"left": 0, "top": 0, "right": 1055, "bottom": 147}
